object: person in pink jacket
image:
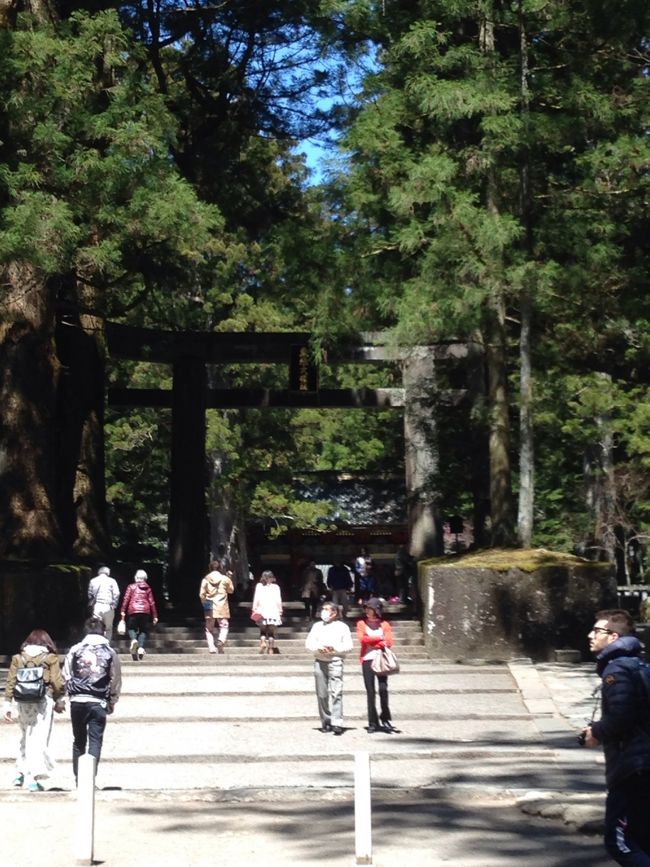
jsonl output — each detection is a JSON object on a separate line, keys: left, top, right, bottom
{"left": 119, "top": 569, "right": 158, "bottom": 660}
{"left": 356, "top": 598, "right": 396, "bottom": 733}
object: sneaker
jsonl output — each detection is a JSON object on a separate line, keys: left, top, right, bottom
{"left": 217, "top": 642, "right": 225, "bottom": 654}
{"left": 381, "top": 721, "right": 397, "bottom": 733}
{"left": 12, "top": 773, "right": 24, "bottom": 788}
{"left": 130, "top": 639, "right": 138, "bottom": 660}
{"left": 137, "top": 647, "right": 145, "bottom": 659}
{"left": 27, "top": 781, "right": 44, "bottom": 792}
{"left": 366, "top": 724, "right": 379, "bottom": 734}
{"left": 332, "top": 726, "right": 344, "bottom": 736}
{"left": 319, "top": 722, "right": 332, "bottom": 733}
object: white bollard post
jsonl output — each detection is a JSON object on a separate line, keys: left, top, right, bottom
{"left": 354, "top": 751, "right": 373, "bottom": 865}
{"left": 75, "top": 754, "right": 96, "bottom": 866}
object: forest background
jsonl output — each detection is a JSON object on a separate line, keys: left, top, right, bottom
{"left": 0, "top": 0, "right": 648, "bottom": 584}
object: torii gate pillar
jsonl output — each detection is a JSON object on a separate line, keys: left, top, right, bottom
{"left": 403, "top": 347, "right": 444, "bottom": 559}
{"left": 168, "top": 356, "right": 207, "bottom": 609}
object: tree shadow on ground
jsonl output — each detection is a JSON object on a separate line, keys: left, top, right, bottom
{"left": 122, "top": 788, "right": 609, "bottom": 867}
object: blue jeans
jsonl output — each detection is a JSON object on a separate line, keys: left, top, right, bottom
{"left": 127, "top": 613, "right": 151, "bottom": 649}
{"left": 70, "top": 702, "right": 107, "bottom": 781}
{"left": 604, "top": 772, "right": 650, "bottom": 865}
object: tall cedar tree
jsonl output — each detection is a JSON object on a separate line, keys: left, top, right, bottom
{"left": 327, "top": 0, "right": 649, "bottom": 553}
{"left": 0, "top": 11, "right": 221, "bottom": 558}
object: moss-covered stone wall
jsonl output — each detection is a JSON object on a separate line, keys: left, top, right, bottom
{"left": 418, "top": 549, "right": 617, "bottom": 661}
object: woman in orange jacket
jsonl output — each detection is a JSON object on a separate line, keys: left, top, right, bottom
{"left": 356, "top": 598, "right": 396, "bottom": 733}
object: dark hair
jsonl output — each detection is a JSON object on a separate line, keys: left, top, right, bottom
{"left": 260, "top": 570, "right": 276, "bottom": 586}
{"left": 84, "top": 616, "right": 106, "bottom": 636}
{"left": 364, "top": 598, "right": 383, "bottom": 618}
{"left": 596, "top": 609, "right": 635, "bottom": 636}
{"left": 321, "top": 601, "right": 339, "bottom": 619}
{"left": 21, "top": 629, "right": 57, "bottom": 653}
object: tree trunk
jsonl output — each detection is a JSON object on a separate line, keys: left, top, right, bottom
{"left": 0, "top": 263, "right": 63, "bottom": 558}
{"left": 481, "top": 9, "right": 516, "bottom": 548}
{"left": 403, "top": 346, "right": 443, "bottom": 558}
{"left": 516, "top": 4, "right": 535, "bottom": 547}
{"left": 485, "top": 309, "right": 516, "bottom": 547}
{"left": 517, "top": 290, "right": 534, "bottom": 547}
{"left": 582, "top": 375, "right": 618, "bottom": 566}
{"left": 208, "top": 443, "right": 251, "bottom": 591}
{"left": 467, "top": 339, "right": 490, "bottom": 547}
{"left": 55, "top": 291, "right": 110, "bottom": 558}
{"left": 209, "top": 451, "right": 232, "bottom": 561}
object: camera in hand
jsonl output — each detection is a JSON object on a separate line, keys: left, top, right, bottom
{"left": 577, "top": 731, "right": 587, "bottom": 746}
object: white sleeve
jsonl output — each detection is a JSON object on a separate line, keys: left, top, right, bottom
{"left": 305, "top": 624, "right": 320, "bottom": 652}
{"left": 335, "top": 624, "right": 354, "bottom": 655}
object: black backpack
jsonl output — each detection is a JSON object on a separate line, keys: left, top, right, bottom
{"left": 14, "top": 653, "right": 47, "bottom": 703}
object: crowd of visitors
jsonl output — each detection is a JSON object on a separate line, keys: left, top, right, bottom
{"left": 2, "top": 548, "right": 409, "bottom": 792}
{"left": 7, "top": 552, "right": 650, "bottom": 867}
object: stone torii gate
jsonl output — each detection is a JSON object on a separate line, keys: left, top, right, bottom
{"left": 106, "top": 323, "right": 484, "bottom": 608}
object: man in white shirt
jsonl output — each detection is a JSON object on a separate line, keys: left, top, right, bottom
{"left": 87, "top": 566, "right": 120, "bottom": 642}
{"left": 305, "top": 601, "right": 353, "bottom": 735}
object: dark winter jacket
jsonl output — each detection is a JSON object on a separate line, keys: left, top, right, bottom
{"left": 63, "top": 635, "right": 122, "bottom": 708}
{"left": 591, "top": 635, "right": 650, "bottom": 789}
{"left": 327, "top": 564, "right": 353, "bottom": 592}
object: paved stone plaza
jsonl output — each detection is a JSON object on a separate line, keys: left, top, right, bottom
{"left": 0, "top": 616, "right": 610, "bottom": 865}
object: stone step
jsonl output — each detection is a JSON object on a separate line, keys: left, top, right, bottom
{"left": 92, "top": 613, "right": 431, "bottom": 657}
{"left": 114, "top": 670, "right": 515, "bottom": 694}
{"left": 150, "top": 622, "right": 425, "bottom": 636}
{"left": 113, "top": 633, "right": 424, "bottom": 651}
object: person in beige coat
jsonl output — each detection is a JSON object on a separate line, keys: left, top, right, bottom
{"left": 199, "top": 560, "right": 235, "bottom": 654}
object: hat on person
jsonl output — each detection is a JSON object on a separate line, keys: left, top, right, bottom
{"left": 98, "top": 566, "right": 110, "bottom": 576}
{"left": 135, "top": 569, "right": 148, "bottom": 582}
{"left": 365, "top": 597, "right": 383, "bottom": 616}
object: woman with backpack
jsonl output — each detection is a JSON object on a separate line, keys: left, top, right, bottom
{"left": 119, "top": 569, "right": 158, "bottom": 660}
{"left": 3, "top": 628, "right": 66, "bottom": 791}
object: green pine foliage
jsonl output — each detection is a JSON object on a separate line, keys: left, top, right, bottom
{"left": 321, "top": 0, "right": 650, "bottom": 557}
{"left": 0, "top": 11, "right": 222, "bottom": 302}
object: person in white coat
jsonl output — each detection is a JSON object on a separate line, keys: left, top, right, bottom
{"left": 251, "top": 570, "right": 283, "bottom": 655}
{"left": 305, "top": 601, "right": 353, "bottom": 735}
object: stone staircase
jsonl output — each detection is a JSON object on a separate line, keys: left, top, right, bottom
{"left": 111, "top": 600, "right": 430, "bottom": 661}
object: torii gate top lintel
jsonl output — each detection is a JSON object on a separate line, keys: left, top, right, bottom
{"left": 105, "top": 322, "right": 480, "bottom": 365}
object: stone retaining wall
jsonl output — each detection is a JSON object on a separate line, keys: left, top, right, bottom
{"left": 418, "top": 555, "right": 617, "bottom": 661}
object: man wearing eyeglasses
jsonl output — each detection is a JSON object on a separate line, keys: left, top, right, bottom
{"left": 581, "top": 609, "right": 650, "bottom": 865}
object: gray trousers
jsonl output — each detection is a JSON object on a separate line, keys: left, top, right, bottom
{"left": 314, "top": 657, "right": 344, "bottom": 727}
